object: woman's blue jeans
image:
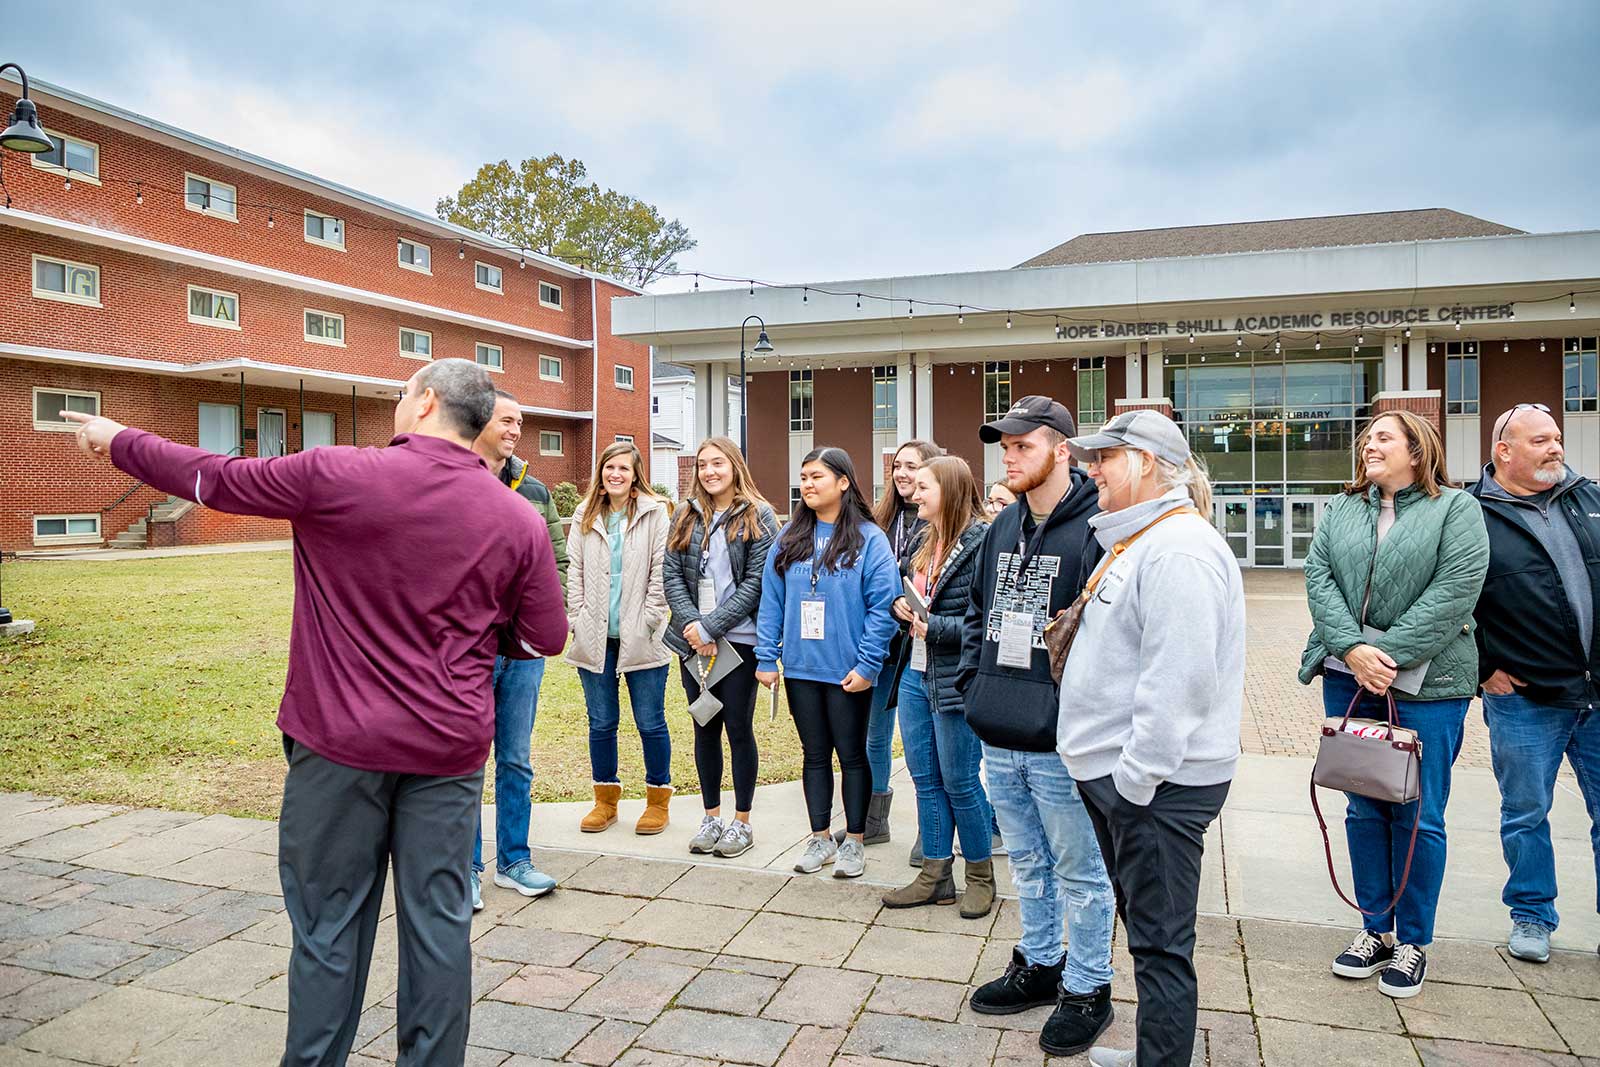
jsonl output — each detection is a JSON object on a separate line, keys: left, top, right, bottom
{"left": 579, "top": 639, "right": 671, "bottom": 787}
{"left": 897, "top": 668, "right": 992, "bottom": 861}
{"left": 1322, "top": 671, "right": 1467, "bottom": 946}
{"left": 865, "top": 672, "right": 897, "bottom": 794}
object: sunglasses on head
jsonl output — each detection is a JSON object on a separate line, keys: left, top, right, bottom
{"left": 1495, "top": 403, "right": 1551, "bottom": 443}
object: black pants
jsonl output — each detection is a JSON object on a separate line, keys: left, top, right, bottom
{"left": 785, "top": 678, "right": 872, "bottom": 833}
{"left": 1078, "top": 775, "right": 1230, "bottom": 1067}
{"left": 679, "top": 642, "right": 761, "bottom": 812}
{"left": 278, "top": 736, "right": 482, "bottom": 1067}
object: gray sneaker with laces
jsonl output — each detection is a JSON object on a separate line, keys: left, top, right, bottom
{"left": 833, "top": 837, "right": 866, "bottom": 878}
{"left": 1508, "top": 921, "right": 1551, "bottom": 963}
{"left": 689, "top": 815, "right": 725, "bottom": 855}
{"left": 714, "top": 818, "right": 754, "bottom": 858}
{"left": 794, "top": 834, "right": 838, "bottom": 873}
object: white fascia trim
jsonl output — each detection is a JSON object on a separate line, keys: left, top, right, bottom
{"left": 519, "top": 403, "right": 595, "bottom": 420}
{"left": 1, "top": 207, "right": 594, "bottom": 350}
{"left": 590, "top": 277, "right": 601, "bottom": 474}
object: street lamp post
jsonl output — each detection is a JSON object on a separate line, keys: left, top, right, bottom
{"left": 738, "top": 315, "right": 774, "bottom": 458}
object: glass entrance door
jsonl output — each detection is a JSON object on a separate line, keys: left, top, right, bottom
{"left": 1215, "top": 499, "right": 1251, "bottom": 566}
{"left": 1253, "top": 496, "right": 1285, "bottom": 566}
{"left": 257, "top": 409, "right": 286, "bottom": 458}
{"left": 1287, "top": 496, "right": 1327, "bottom": 567}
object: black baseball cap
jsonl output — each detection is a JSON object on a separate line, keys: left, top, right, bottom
{"left": 979, "top": 395, "right": 1077, "bottom": 443}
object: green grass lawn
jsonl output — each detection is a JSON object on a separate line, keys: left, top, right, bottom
{"left": 0, "top": 550, "right": 812, "bottom": 818}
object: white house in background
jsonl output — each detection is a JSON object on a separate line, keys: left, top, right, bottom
{"left": 650, "top": 353, "right": 744, "bottom": 493}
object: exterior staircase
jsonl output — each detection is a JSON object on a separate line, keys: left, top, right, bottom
{"left": 109, "top": 496, "right": 191, "bottom": 549}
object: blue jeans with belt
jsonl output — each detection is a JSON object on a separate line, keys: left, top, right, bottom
{"left": 473, "top": 655, "right": 546, "bottom": 873}
{"left": 579, "top": 639, "right": 672, "bottom": 787}
{"left": 897, "top": 668, "right": 992, "bottom": 861}
{"left": 1322, "top": 671, "right": 1468, "bottom": 946}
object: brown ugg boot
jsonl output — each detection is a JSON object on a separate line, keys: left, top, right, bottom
{"left": 581, "top": 782, "right": 621, "bottom": 832}
{"left": 635, "top": 785, "right": 673, "bottom": 835}
{"left": 960, "top": 858, "right": 996, "bottom": 919}
{"left": 881, "top": 857, "right": 956, "bottom": 909}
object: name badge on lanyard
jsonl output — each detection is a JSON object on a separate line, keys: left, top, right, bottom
{"left": 910, "top": 635, "right": 928, "bottom": 671}
{"left": 801, "top": 531, "right": 828, "bottom": 640}
{"left": 698, "top": 578, "right": 718, "bottom": 616}
{"left": 997, "top": 610, "right": 1036, "bottom": 669}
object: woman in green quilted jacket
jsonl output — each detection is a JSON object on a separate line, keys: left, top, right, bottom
{"left": 1300, "top": 409, "right": 1488, "bottom": 1000}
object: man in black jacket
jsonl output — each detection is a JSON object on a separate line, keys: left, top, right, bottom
{"left": 956, "top": 396, "right": 1117, "bottom": 1056}
{"left": 1469, "top": 404, "right": 1600, "bottom": 964}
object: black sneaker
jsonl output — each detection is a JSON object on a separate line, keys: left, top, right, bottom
{"left": 968, "top": 948, "right": 1064, "bottom": 1015}
{"left": 1331, "top": 930, "right": 1394, "bottom": 979}
{"left": 1378, "top": 944, "right": 1427, "bottom": 999}
{"left": 1039, "top": 982, "right": 1114, "bottom": 1056}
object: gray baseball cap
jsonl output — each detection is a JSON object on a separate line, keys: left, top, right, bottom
{"left": 1066, "top": 409, "right": 1191, "bottom": 466}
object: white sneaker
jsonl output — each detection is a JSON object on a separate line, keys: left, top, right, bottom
{"left": 833, "top": 837, "right": 866, "bottom": 878}
{"left": 1088, "top": 1048, "right": 1135, "bottom": 1067}
{"left": 794, "top": 835, "right": 838, "bottom": 873}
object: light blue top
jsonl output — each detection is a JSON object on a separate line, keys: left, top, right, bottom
{"left": 707, "top": 510, "right": 759, "bottom": 645}
{"left": 754, "top": 519, "right": 901, "bottom": 684}
{"left": 607, "top": 509, "right": 624, "bottom": 639}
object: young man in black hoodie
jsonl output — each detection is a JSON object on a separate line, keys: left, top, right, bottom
{"left": 956, "top": 396, "right": 1117, "bottom": 1056}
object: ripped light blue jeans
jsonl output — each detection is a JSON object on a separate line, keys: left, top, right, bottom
{"left": 982, "top": 742, "right": 1116, "bottom": 994}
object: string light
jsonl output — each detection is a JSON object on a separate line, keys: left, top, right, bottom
{"left": 1188, "top": 331, "right": 1195, "bottom": 343}
{"left": 1572, "top": 293, "right": 1578, "bottom": 313}
{"left": 63, "top": 174, "right": 71, "bottom": 191}
{"left": 1404, "top": 325, "right": 1411, "bottom": 338}
{"left": 1005, "top": 313, "right": 1012, "bottom": 329}
{"left": 1429, "top": 343, "right": 1436, "bottom": 353}
{"left": 1508, "top": 305, "right": 1515, "bottom": 321}
{"left": 1314, "top": 334, "right": 1321, "bottom": 351}
{"left": 802, "top": 288, "right": 808, "bottom": 303}
{"left": 267, "top": 210, "right": 274, "bottom": 228}
{"left": 518, "top": 255, "right": 525, "bottom": 269}
{"left": 749, "top": 280, "right": 754, "bottom": 296}
{"left": 855, "top": 293, "right": 861, "bottom": 309}
{"left": 457, "top": 240, "right": 465, "bottom": 260}
{"left": 957, "top": 306, "right": 964, "bottom": 324}
{"left": 907, "top": 301, "right": 914, "bottom": 318}
{"left": 693, "top": 274, "right": 699, "bottom": 292}
{"left": 1540, "top": 340, "right": 1546, "bottom": 352}
{"left": 1235, "top": 334, "right": 1242, "bottom": 349}
{"left": 1503, "top": 341, "right": 1510, "bottom": 352}
{"left": 1357, "top": 333, "right": 1364, "bottom": 345}
{"left": 134, "top": 182, "right": 142, "bottom": 205}
{"left": 1454, "top": 317, "right": 1462, "bottom": 331}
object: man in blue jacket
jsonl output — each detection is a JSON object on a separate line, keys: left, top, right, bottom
{"left": 1469, "top": 403, "right": 1600, "bottom": 964}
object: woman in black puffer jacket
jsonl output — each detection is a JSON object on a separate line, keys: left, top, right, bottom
{"left": 880, "top": 455, "right": 997, "bottom": 918}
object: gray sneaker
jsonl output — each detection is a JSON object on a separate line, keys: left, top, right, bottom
{"left": 1088, "top": 1049, "right": 1134, "bottom": 1067}
{"left": 833, "top": 837, "right": 866, "bottom": 878}
{"left": 1508, "top": 921, "right": 1551, "bottom": 963}
{"left": 794, "top": 835, "right": 838, "bottom": 873}
{"left": 689, "top": 815, "right": 725, "bottom": 855}
{"left": 469, "top": 869, "right": 483, "bottom": 912}
{"left": 714, "top": 819, "right": 754, "bottom": 858}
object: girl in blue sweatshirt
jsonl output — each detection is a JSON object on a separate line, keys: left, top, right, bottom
{"left": 756, "top": 447, "right": 900, "bottom": 878}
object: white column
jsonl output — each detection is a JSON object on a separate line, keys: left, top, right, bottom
{"left": 1382, "top": 334, "right": 1404, "bottom": 394}
{"left": 691, "top": 364, "right": 713, "bottom": 448}
{"left": 913, "top": 352, "right": 935, "bottom": 439}
{"left": 708, "top": 363, "right": 730, "bottom": 439}
{"left": 895, "top": 352, "right": 914, "bottom": 440}
{"left": 1146, "top": 341, "right": 1164, "bottom": 399}
{"left": 1124, "top": 342, "right": 1143, "bottom": 401}
{"left": 1406, "top": 331, "right": 1429, "bottom": 391}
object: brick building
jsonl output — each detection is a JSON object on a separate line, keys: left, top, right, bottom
{"left": 616, "top": 210, "right": 1600, "bottom": 567}
{"left": 0, "top": 76, "right": 649, "bottom": 551}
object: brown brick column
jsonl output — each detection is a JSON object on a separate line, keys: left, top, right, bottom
{"left": 1113, "top": 398, "right": 1174, "bottom": 417}
{"left": 1372, "top": 391, "right": 1441, "bottom": 434}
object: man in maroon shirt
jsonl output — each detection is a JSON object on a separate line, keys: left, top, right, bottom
{"left": 64, "top": 357, "right": 568, "bottom": 1067}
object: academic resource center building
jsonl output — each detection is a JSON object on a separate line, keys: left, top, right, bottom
{"left": 615, "top": 210, "right": 1600, "bottom": 567}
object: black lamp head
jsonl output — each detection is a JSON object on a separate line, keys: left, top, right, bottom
{"left": 1, "top": 96, "right": 51, "bottom": 154}
{"left": 753, "top": 330, "right": 774, "bottom": 354}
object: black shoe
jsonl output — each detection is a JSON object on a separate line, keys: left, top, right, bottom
{"left": 969, "top": 948, "right": 1063, "bottom": 1015}
{"left": 1331, "top": 930, "right": 1394, "bottom": 979}
{"left": 1039, "top": 982, "right": 1113, "bottom": 1056}
{"left": 1378, "top": 944, "right": 1427, "bottom": 999}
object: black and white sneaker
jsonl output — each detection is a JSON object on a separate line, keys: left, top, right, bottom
{"left": 1378, "top": 944, "right": 1427, "bottom": 998}
{"left": 1331, "top": 930, "right": 1394, "bottom": 979}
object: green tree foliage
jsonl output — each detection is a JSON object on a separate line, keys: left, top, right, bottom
{"left": 437, "top": 154, "right": 694, "bottom": 287}
{"left": 551, "top": 481, "right": 581, "bottom": 518}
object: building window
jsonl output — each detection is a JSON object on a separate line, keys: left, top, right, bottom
{"left": 789, "top": 369, "right": 814, "bottom": 431}
{"left": 32, "top": 130, "right": 99, "bottom": 182}
{"left": 304, "top": 210, "right": 345, "bottom": 249}
{"left": 539, "top": 355, "right": 563, "bottom": 381}
{"left": 651, "top": 396, "right": 660, "bottom": 414}
{"left": 539, "top": 280, "right": 562, "bottom": 309}
{"left": 304, "top": 309, "right": 346, "bottom": 346}
{"left": 1444, "top": 341, "right": 1480, "bottom": 415}
{"left": 872, "top": 365, "right": 898, "bottom": 431}
{"left": 33, "top": 514, "right": 100, "bottom": 546}
{"left": 984, "top": 361, "right": 1012, "bottom": 422}
{"left": 399, "top": 327, "right": 432, "bottom": 360}
{"left": 616, "top": 434, "right": 635, "bottom": 444}
{"left": 1565, "top": 337, "right": 1599, "bottom": 413}
{"left": 476, "top": 342, "right": 503, "bottom": 370}
{"left": 789, "top": 487, "right": 803, "bottom": 513}
{"left": 32, "top": 254, "right": 101, "bottom": 307}
{"left": 475, "top": 262, "right": 503, "bottom": 293}
{"left": 539, "top": 430, "right": 563, "bottom": 455}
{"left": 615, "top": 365, "right": 635, "bottom": 390}
{"left": 187, "top": 285, "right": 240, "bottom": 329}
{"left": 303, "top": 411, "right": 336, "bottom": 449}
{"left": 183, "top": 173, "right": 237, "bottom": 220}
{"left": 398, "top": 238, "right": 432, "bottom": 273}
{"left": 33, "top": 387, "right": 100, "bottom": 432}
{"left": 1077, "top": 357, "right": 1107, "bottom": 428}
{"left": 198, "top": 402, "right": 240, "bottom": 455}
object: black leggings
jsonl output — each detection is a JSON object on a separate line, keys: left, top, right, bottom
{"left": 679, "top": 642, "right": 761, "bottom": 812}
{"left": 785, "top": 678, "right": 873, "bottom": 834}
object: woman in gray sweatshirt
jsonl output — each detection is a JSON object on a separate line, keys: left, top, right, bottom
{"left": 1052, "top": 409, "right": 1245, "bottom": 1067}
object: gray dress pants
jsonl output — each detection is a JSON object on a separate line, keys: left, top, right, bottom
{"left": 278, "top": 736, "right": 483, "bottom": 1067}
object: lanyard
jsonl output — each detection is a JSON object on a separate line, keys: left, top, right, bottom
{"left": 893, "top": 509, "right": 915, "bottom": 558}
{"left": 1014, "top": 490, "right": 1070, "bottom": 579}
{"left": 699, "top": 509, "right": 731, "bottom": 573}
{"left": 809, "top": 530, "right": 830, "bottom": 596}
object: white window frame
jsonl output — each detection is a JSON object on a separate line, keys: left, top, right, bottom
{"left": 187, "top": 284, "right": 241, "bottom": 330}
{"left": 302, "top": 410, "right": 337, "bottom": 450}
{"left": 303, "top": 209, "right": 346, "bottom": 250}
{"left": 31, "top": 129, "right": 100, "bottom": 184}
{"left": 32, "top": 387, "right": 101, "bottom": 432}
{"left": 475, "top": 261, "right": 504, "bottom": 294}
{"left": 538, "top": 280, "right": 562, "bottom": 309}
{"left": 32, "top": 513, "right": 101, "bottom": 547}
{"left": 1445, "top": 341, "right": 1480, "bottom": 416}
{"left": 31, "top": 253, "right": 102, "bottom": 308}
{"left": 183, "top": 172, "right": 238, "bottom": 221}
{"left": 399, "top": 327, "right": 433, "bottom": 360}
{"left": 304, "top": 309, "right": 346, "bottom": 347}
{"left": 397, "top": 237, "right": 432, "bottom": 274}
{"left": 539, "top": 354, "right": 563, "bottom": 382}
{"left": 615, "top": 434, "right": 635, "bottom": 444}
{"left": 614, "top": 365, "right": 636, "bottom": 390}
{"left": 475, "top": 342, "right": 504, "bottom": 372}
{"left": 539, "top": 430, "right": 563, "bottom": 455}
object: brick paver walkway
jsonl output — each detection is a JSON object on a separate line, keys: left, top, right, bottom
{"left": 1, "top": 793, "right": 1595, "bottom": 1066}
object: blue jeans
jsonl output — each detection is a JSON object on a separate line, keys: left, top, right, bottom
{"left": 1484, "top": 690, "right": 1600, "bottom": 931}
{"left": 865, "top": 671, "right": 897, "bottom": 794}
{"left": 898, "top": 669, "right": 992, "bottom": 862}
{"left": 473, "top": 656, "right": 546, "bottom": 873}
{"left": 579, "top": 639, "right": 671, "bottom": 787}
{"left": 983, "top": 743, "right": 1115, "bottom": 994}
{"left": 1322, "top": 671, "right": 1468, "bottom": 945}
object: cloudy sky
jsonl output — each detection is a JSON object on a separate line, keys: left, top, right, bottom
{"left": 11, "top": 2, "right": 1600, "bottom": 291}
